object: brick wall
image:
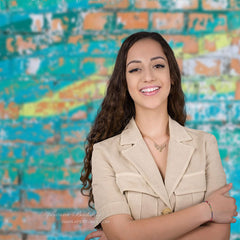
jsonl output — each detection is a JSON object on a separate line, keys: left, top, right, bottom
{"left": 0, "top": 0, "right": 240, "bottom": 239}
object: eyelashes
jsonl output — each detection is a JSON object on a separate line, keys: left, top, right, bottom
{"left": 128, "top": 64, "right": 165, "bottom": 73}
{"left": 128, "top": 68, "right": 140, "bottom": 73}
{"left": 154, "top": 64, "right": 165, "bottom": 69}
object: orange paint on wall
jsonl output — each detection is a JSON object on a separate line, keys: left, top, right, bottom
{"left": 204, "top": 39, "right": 216, "bottom": 52}
{"left": 117, "top": 12, "right": 148, "bottom": 29}
{"left": 35, "top": 19, "right": 42, "bottom": 32}
{"left": 235, "top": 81, "right": 240, "bottom": 100}
{"left": 68, "top": 35, "right": 83, "bottom": 44}
{"left": 195, "top": 60, "right": 221, "bottom": 76}
{"left": 83, "top": 12, "right": 111, "bottom": 30}
{"left": 231, "top": 58, "right": 240, "bottom": 75}
{"left": 59, "top": 57, "right": 64, "bottom": 66}
{"left": 104, "top": 0, "right": 129, "bottom": 8}
{"left": 51, "top": 19, "right": 67, "bottom": 31}
{"left": 135, "top": 0, "right": 161, "bottom": 8}
{"left": 189, "top": 14, "right": 213, "bottom": 31}
{"left": 11, "top": 0, "right": 17, "bottom": 6}
{"left": 16, "top": 36, "right": 36, "bottom": 52}
{"left": 6, "top": 38, "right": 14, "bottom": 52}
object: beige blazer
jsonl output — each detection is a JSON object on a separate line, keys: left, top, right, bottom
{"left": 92, "top": 116, "right": 226, "bottom": 228}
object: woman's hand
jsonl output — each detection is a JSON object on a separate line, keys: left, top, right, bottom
{"left": 85, "top": 230, "right": 108, "bottom": 240}
{"left": 206, "top": 183, "right": 238, "bottom": 223}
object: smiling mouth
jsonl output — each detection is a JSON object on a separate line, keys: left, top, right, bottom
{"left": 140, "top": 86, "right": 160, "bottom": 93}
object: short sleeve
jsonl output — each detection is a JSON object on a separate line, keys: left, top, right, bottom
{"left": 91, "top": 144, "right": 131, "bottom": 228}
{"left": 204, "top": 134, "right": 227, "bottom": 199}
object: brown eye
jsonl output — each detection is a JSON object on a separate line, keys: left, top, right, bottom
{"left": 128, "top": 68, "right": 141, "bottom": 73}
{"left": 154, "top": 64, "right": 165, "bottom": 69}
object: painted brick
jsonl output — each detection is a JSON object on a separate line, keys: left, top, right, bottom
{"left": 81, "top": 57, "right": 112, "bottom": 76}
{"left": 26, "top": 235, "right": 47, "bottom": 240}
{"left": 7, "top": 0, "right": 68, "bottom": 12}
{"left": 61, "top": 213, "right": 95, "bottom": 232}
{"left": 202, "top": 0, "right": 229, "bottom": 10}
{"left": 1, "top": 0, "right": 240, "bottom": 239}
{"left": 0, "top": 143, "right": 28, "bottom": 165}
{"left": 188, "top": 13, "right": 227, "bottom": 34}
{"left": 101, "top": 0, "right": 129, "bottom": 9}
{"left": 60, "top": 0, "right": 129, "bottom": 10}
{"left": 183, "top": 58, "right": 229, "bottom": 76}
{"left": 22, "top": 143, "right": 85, "bottom": 166}
{"left": 135, "top": 0, "right": 161, "bottom": 8}
{"left": 47, "top": 11, "right": 81, "bottom": 34}
{"left": 230, "top": 58, "right": 240, "bottom": 75}
{"left": 152, "top": 13, "right": 184, "bottom": 32}
{"left": 0, "top": 120, "right": 57, "bottom": 143}
{"left": 0, "top": 211, "right": 55, "bottom": 231}
{"left": 0, "top": 79, "right": 58, "bottom": 105}
{"left": 0, "top": 167, "right": 18, "bottom": 185}
{"left": 165, "top": 35, "right": 199, "bottom": 54}
{"left": 230, "top": 0, "right": 240, "bottom": 9}
{"left": 47, "top": 236, "right": 87, "bottom": 240}
{"left": 235, "top": 81, "right": 240, "bottom": 100}
{"left": 186, "top": 102, "right": 228, "bottom": 122}
{"left": 66, "top": 37, "right": 118, "bottom": 56}
{"left": 182, "top": 81, "right": 199, "bottom": 101}
{"left": 9, "top": 13, "right": 47, "bottom": 33}
{"left": 198, "top": 78, "right": 236, "bottom": 100}
{"left": 0, "top": 59, "right": 10, "bottom": 77}
{"left": 226, "top": 127, "right": 240, "bottom": 146}
{"left": 0, "top": 234, "right": 22, "bottom": 240}
{"left": 0, "top": 101, "right": 20, "bottom": 119}
{"left": 0, "top": 0, "right": 6, "bottom": 11}
{"left": 61, "top": 122, "right": 91, "bottom": 144}
{"left": 83, "top": 12, "right": 113, "bottom": 31}
{"left": 193, "top": 123, "right": 229, "bottom": 145}
{"left": 135, "top": 0, "right": 198, "bottom": 9}
{"left": 198, "top": 33, "right": 235, "bottom": 56}
{"left": 0, "top": 13, "right": 9, "bottom": 28}
{"left": 23, "top": 189, "right": 89, "bottom": 208}
{"left": 116, "top": 12, "right": 148, "bottom": 30}
{"left": 228, "top": 12, "right": 240, "bottom": 31}
{"left": 230, "top": 102, "right": 240, "bottom": 123}
{"left": 0, "top": 188, "right": 20, "bottom": 207}
{"left": 22, "top": 167, "right": 82, "bottom": 187}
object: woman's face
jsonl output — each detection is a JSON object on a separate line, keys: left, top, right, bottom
{"left": 126, "top": 38, "right": 171, "bottom": 114}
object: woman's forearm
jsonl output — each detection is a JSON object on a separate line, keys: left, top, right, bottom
{"left": 103, "top": 202, "right": 212, "bottom": 240}
{"left": 178, "top": 223, "right": 230, "bottom": 240}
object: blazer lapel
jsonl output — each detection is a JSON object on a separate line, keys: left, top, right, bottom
{"left": 164, "top": 117, "right": 195, "bottom": 199}
{"left": 120, "top": 118, "right": 171, "bottom": 208}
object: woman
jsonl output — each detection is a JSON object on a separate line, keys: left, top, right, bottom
{"left": 80, "top": 32, "right": 237, "bottom": 240}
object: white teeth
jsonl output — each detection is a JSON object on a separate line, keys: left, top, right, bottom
{"left": 141, "top": 87, "right": 159, "bottom": 93}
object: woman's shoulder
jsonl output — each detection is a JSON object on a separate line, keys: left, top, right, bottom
{"left": 183, "top": 124, "right": 217, "bottom": 142}
{"left": 93, "top": 133, "right": 122, "bottom": 150}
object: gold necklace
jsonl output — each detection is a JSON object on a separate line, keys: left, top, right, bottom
{"left": 143, "top": 135, "right": 169, "bottom": 152}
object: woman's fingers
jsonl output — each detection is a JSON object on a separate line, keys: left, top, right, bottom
{"left": 85, "top": 230, "right": 104, "bottom": 240}
{"left": 216, "top": 183, "right": 232, "bottom": 195}
{"left": 231, "top": 218, "right": 237, "bottom": 223}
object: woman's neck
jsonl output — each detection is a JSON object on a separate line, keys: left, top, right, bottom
{"left": 135, "top": 109, "right": 169, "bottom": 140}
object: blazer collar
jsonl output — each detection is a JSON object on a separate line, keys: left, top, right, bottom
{"left": 120, "top": 116, "right": 192, "bottom": 145}
{"left": 120, "top": 116, "right": 195, "bottom": 209}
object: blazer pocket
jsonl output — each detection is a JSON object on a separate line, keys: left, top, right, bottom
{"left": 174, "top": 171, "right": 206, "bottom": 211}
{"left": 116, "top": 173, "right": 158, "bottom": 219}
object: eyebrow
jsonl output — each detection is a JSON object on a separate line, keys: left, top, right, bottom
{"left": 126, "top": 56, "right": 166, "bottom": 66}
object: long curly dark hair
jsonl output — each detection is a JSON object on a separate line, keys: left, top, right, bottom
{"left": 80, "top": 31, "right": 186, "bottom": 209}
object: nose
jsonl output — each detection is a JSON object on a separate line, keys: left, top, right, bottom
{"left": 143, "top": 68, "right": 155, "bottom": 82}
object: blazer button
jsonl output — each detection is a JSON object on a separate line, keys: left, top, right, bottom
{"left": 161, "top": 207, "right": 172, "bottom": 215}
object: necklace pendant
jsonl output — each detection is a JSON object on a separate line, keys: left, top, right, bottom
{"left": 154, "top": 142, "right": 166, "bottom": 152}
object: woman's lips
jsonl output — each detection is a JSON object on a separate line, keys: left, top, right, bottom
{"left": 140, "top": 86, "right": 160, "bottom": 96}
